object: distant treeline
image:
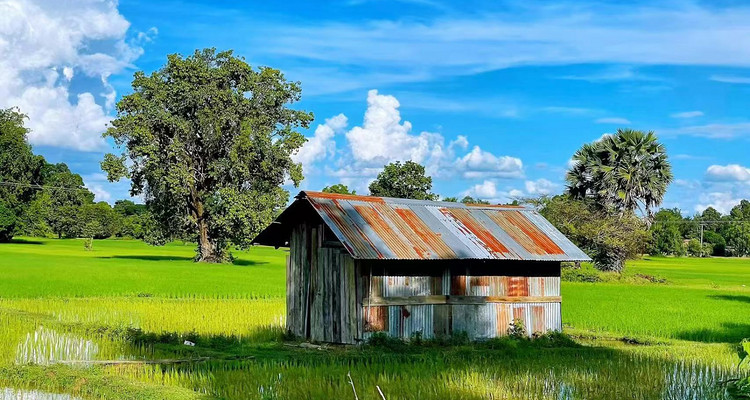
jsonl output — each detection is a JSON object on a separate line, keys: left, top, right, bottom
{"left": 650, "top": 202, "right": 750, "bottom": 257}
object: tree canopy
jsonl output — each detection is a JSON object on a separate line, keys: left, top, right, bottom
{"left": 368, "top": 161, "right": 437, "bottom": 200}
{"left": 537, "top": 195, "right": 649, "bottom": 272}
{"left": 322, "top": 184, "right": 356, "bottom": 195}
{"left": 0, "top": 108, "right": 39, "bottom": 241}
{"left": 566, "top": 129, "right": 672, "bottom": 219}
{"left": 102, "top": 49, "right": 312, "bottom": 262}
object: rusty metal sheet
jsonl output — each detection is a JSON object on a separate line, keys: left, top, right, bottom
{"left": 256, "top": 191, "right": 590, "bottom": 262}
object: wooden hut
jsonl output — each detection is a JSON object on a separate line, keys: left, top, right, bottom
{"left": 253, "top": 191, "right": 590, "bottom": 344}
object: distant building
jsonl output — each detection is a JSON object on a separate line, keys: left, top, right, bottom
{"left": 253, "top": 191, "right": 590, "bottom": 344}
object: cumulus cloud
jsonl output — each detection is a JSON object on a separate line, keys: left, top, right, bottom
{"left": 695, "top": 192, "right": 743, "bottom": 214}
{"left": 463, "top": 180, "right": 499, "bottom": 199}
{"left": 454, "top": 146, "right": 524, "bottom": 179}
{"left": 670, "top": 110, "right": 703, "bottom": 119}
{"left": 706, "top": 164, "right": 750, "bottom": 182}
{"left": 0, "top": 0, "right": 149, "bottom": 151}
{"left": 345, "top": 90, "right": 446, "bottom": 167}
{"left": 459, "top": 178, "right": 561, "bottom": 204}
{"left": 85, "top": 183, "right": 111, "bottom": 203}
{"left": 293, "top": 113, "right": 348, "bottom": 171}
{"left": 524, "top": 178, "right": 557, "bottom": 195}
{"left": 330, "top": 90, "right": 523, "bottom": 185}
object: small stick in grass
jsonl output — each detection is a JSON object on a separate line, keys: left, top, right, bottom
{"left": 347, "top": 371, "right": 359, "bottom": 400}
{"left": 376, "top": 385, "right": 387, "bottom": 400}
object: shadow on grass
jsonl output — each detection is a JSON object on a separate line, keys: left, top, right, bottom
{"left": 7, "top": 238, "right": 45, "bottom": 245}
{"left": 97, "top": 255, "right": 267, "bottom": 266}
{"left": 675, "top": 322, "right": 750, "bottom": 343}
{"left": 232, "top": 258, "right": 267, "bottom": 266}
{"left": 708, "top": 294, "right": 750, "bottom": 304}
{"left": 98, "top": 255, "right": 194, "bottom": 262}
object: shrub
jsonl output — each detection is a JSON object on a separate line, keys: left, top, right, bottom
{"left": 508, "top": 318, "right": 527, "bottom": 339}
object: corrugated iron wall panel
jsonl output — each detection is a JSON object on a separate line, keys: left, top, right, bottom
{"left": 363, "top": 268, "right": 562, "bottom": 341}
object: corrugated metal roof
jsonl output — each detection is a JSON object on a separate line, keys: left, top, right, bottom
{"left": 256, "top": 191, "right": 591, "bottom": 262}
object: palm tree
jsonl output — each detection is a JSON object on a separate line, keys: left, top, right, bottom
{"left": 566, "top": 129, "right": 672, "bottom": 220}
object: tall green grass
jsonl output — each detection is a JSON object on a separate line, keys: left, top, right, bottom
{"left": 0, "top": 238, "right": 748, "bottom": 399}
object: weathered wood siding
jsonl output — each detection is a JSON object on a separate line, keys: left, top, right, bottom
{"left": 287, "top": 222, "right": 358, "bottom": 344}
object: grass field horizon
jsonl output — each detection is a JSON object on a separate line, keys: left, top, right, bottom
{"left": 1, "top": 237, "right": 749, "bottom": 399}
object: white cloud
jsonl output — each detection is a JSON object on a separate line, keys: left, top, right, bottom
{"left": 710, "top": 75, "right": 750, "bottom": 84}
{"left": 559, "top": 66, "right": 661, "bottom": 82}
{"left": 595, "top": 117, "right": 631, "bottom": 124}
{"left": 85, "top": 183, "right": 111, "bottom": 203}
{"left": 333, "top": 90, "right": 523, "bottom": 183}
{"left": 0, "top": 0, "right": 149, "bottom": 151}
{"left": 541, "top": 106, "right": 598, "bottom": 116}
{"left": 659, "top": 122, "right": 750, "bottom": 139}
{"left": 670, "top": 110, "right": 704, "bottom": 119}
{"left": 706, "top": 164, "right": 750, "bottom": 182}
{"left": 466, "top": 180, "right": 498, "bottom": 199}
{"left": 247, "top": 3, "right": 750, "bottom": 94}
{"left": 695, "top": 192, "right": 743, "bottom": 214}
{"left": 293, "top": 113, "right": 348, "bottom": 170}
{"left": 454, "top": 146, "right": 524, "bottom": 179}
{"left": 524, "top": 178, "right": 557, "bottom": 195}
{"left": 345, "top": 90, "right": 446, "bottom": 167}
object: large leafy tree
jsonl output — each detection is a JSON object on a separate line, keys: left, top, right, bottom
{"left": 649, "top": 208, "right": 685, "bottom": 256}
{"left": 102, "top": 49, "right": 312, "bottom": 262}
{"left": 726, "top": 200, "right": 750, "bottom": 256}
{"left": 42, "top": 163, "right": 94, "bottom": 238}
{"left": 0, "top": 108, "right": 44, "bottom": 242}
{"left": 322, "top": 184, "right": 356, "bottom": 195}
{"left": 368, "top": 161, "right": 437, "bottom": 200}
{"left": 566, "top": 129, "right": 672, "bottom": 219}
{"left": 537, "top": 195, "right": 649, "bottom": 272}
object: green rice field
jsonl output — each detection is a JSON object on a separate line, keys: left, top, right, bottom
{"left": 0, "top": 238, "right": 749, "bottom": 399}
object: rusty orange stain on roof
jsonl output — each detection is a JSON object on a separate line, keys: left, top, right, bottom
{"left": 304, "top": 191, "right": 385, "bottom": 203}
{"left": 440, "top": 208, "right": 510, "bottom": 255}
{"left": 354, "top": 205, "right": 420, "bottom": 259}
{"left": 394, "top": 207, "right": 456, "bottom": 259}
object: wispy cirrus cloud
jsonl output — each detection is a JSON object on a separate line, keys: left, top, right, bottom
{"left": 241, "top": 3, "right": 750, "bottom": 94}
{"left": 659, "top": 122, "right": 750, "bottom": 139}
{"left": 709, "top": 75, "right": 750, "bottom": 84}
{"left": 595, "top": 117, "right": 631, "bottom": 125}
{"left": 670, "top": 110, "right": 704, "bottom": 119}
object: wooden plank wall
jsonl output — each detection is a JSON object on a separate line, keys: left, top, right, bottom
{"left": 288, "top": 222, "right": 358, "bottom": 344}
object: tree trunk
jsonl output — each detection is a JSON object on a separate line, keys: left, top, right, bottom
{"left": 195, "top": 199, "right": 223, "bottom": 263}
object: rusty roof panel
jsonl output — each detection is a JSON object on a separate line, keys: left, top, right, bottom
{"left": 256, "top": 191, "right": 590, "bottom": 262}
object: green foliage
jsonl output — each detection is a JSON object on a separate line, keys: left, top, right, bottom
{"left": 0, "top": 108, "right": 40, "bottom": 242}
{"left": 102, "top": 48, "right": 312, "bottom": 262}
{"left": 441, "top": 196, "right": 458, "bottom": 202}
{"left": 460, "top": 195, "right": 490, "bottom": 205}
{"left": 538, "top": 195, "right": 649, "bottom": 272}
{"left": 686, "top": 238, "right": 703, "bottom": 257}
{"left": 321, "top": 184, "right": 355, "bottom": 195}
{"left": 508, "top": 318, "right": 527, "bottom": 339}
{"left": 566, "top": 129, "right": 672, "bottom": 218}
{"left": 649, "top": 208, "right": 684, "bottom": 256}
{"left": 368, "top": 160, "right": 437, "bottom": 200}
{"left": 0, "top": 239, "right": 747, "bottom": 399}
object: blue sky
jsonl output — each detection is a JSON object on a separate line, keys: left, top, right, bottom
{"left": 2, "top": 0, "right": 750, "bottom": 214}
